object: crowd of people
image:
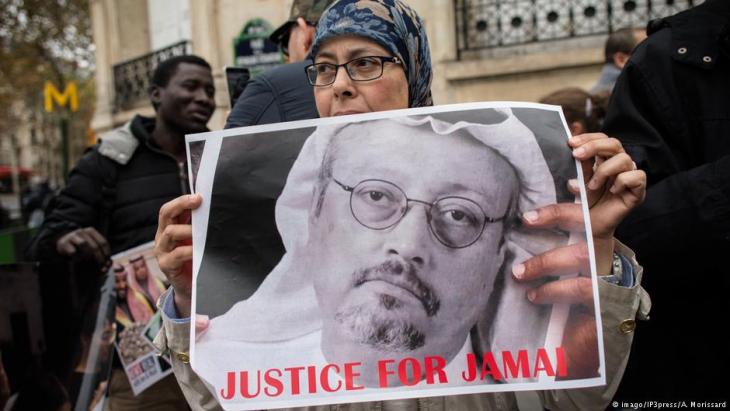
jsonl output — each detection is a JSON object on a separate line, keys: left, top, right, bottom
{"left": 6, "top": 0, "right": 727, "bottom": 410}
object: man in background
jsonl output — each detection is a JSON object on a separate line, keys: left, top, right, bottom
{"left": 27, "top": 54, "right": 214, "bottom": 410}
{"left": 590, "top": 27, "right": 646, "bottom": 94}
{"left": 225, "top": 0, "right": 334, "bottom": 128}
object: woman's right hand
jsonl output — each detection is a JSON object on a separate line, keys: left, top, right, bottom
{"left": 154, "top": 194, "right": 202, "bottom": 318}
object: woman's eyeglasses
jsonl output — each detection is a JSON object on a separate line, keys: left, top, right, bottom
{"left": 305, "top": 56, "right": 402, "bottom": 87}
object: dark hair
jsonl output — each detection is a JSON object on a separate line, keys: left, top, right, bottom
{"left": 539, "top": 87, "right": 608, "bottom": 133}
{"left": 150, "top": 54, "right": 211, "bottom": 88}
{"left": 604, "top": 28, "right": 640, "bottom": 63}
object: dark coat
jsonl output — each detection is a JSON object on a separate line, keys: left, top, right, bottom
{"left": 225, "top": 60, "right": 319, "bottom": 129}
{"left": 27, "top": 115, "right": 187, "bottom": 260}
{"left": 604, "top": 0, "right": 730, "bottom": 401}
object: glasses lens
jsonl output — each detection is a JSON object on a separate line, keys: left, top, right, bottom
{"left": 350, "top": 180, "right": 405, "bottom": 229}
{"left": 307, "top": 63, "right": 338, "bottom": 86}
{"left": 305, "top": 65, "right": 318, "bottom": 85}
{"left": 430, "top": 197, "right": 486, "bottom": 248}
{"left": 346, "top": 57, "right": 385, "bottom": 81}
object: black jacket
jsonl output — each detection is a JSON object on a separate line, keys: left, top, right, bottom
{"left": 28, "top": 115, "right": 187, "bottom": 260}
{"left": 604, "top": 0, "right": 730, "bottom": 401}
{"left": 225, "top": 60, "right": 319, "bottom": 129}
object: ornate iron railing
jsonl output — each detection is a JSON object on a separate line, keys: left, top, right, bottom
{"left": 454, "top": 0, "right": 701, "bottom": 58}
{"left": 112, "top": 41, "right": 191, "bottom": 111}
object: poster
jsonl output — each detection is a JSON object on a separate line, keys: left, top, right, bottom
{"left": 110, "top": 242, "right": 173, "bottom": 396}
{"left": 70, "top": 266, "right": 115, "bottom": 411}
{"left": 187, "top": 102, "right": 605, "bottom": 410}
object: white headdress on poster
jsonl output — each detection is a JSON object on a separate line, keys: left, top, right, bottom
{"left": 201, "top": 108, "right": 564, "bottom": 360}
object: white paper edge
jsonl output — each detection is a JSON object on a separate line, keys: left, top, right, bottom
{"left": 188, "top": 133, "right": 223, "bottom": 367}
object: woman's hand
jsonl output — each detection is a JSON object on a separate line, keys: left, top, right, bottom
{"left": 569, "top": 133, "right": 646, "bottom": 271}
{"left": 154, "top": 194, "right": 202, "bottom": 318}
{"left": 512, "top": 132, "right": 646, "bottom": 378}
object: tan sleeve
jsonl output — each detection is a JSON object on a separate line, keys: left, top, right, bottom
{"left": 538, "top": 240, "right": 651, "bottom": 411}
{"left": 153, "top": 289, "right": 223, "bottom": 411}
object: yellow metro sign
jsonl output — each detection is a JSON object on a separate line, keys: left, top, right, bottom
{"left": 44, "top": 81, "right": 78, "bottom": 112}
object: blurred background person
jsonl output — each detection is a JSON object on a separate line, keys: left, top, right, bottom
{"left": 540, "top": 87, "right": 609, "bottom": 135}
{"left": 20, "top": 177, "right": 54, "bottom": 229}
{"left": 591, "top": 27, "right": 646, "bottom": 94}
{"left": 225, "top": 0, "right": 335, "bottom": 129}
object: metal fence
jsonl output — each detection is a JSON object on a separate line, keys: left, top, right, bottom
{"left": 112, "top": 41, "right": 190, "bottom": 111}
{"left": 454, "top": 0, "right": 701, "bottom": 58}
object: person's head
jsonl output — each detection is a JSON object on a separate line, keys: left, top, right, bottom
{"left": 604, "top": 28, "right": 645, "bottom": 69}
{"left": 269, "top": 0, "right": 335, "bottom": 62}
{"left": 306, "top": 118, "right": 518, "bottom": 383}
{"left": 113, "top": 264, "right": 127, "bottom": 300}
{"left": 306, "top": 0, "right": 433, "bottom": 117}
{"left": 539, "top": 87, "right": 608, "bottom": 135}
{"left": 130, "top": 256, "right": 149, "bottom": 282}
{"left": 149, "top": 55, "right": 215, "bottom": 134}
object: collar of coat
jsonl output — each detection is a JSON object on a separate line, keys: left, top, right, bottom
{"left": 97, "top": 115, "right": 154, "bottom": 165}
{"left": 648, "top": 0, "right": 730, "bottom": 70}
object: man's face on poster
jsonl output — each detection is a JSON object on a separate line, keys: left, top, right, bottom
{"left": 309, "top": 121, "right": 518, "bottom": 372}
{"left": 114, "top": 266, "right": 127, "bottom": 300}
{"left": 131, "top": 257, "right": 149, "bottom": 282}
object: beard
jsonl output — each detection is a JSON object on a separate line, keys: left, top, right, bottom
{"left": 334, "top": 296, "right": 426, "bottom": 352}
{"left": 323, "top": 259, "right": 440, "bottom": 353}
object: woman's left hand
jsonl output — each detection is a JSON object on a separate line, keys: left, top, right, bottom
{"left": 512, "top": 132, "right": 646, "bottom": 378}
{"left": 569, "top": 132, "right": 646, "bottom": 248}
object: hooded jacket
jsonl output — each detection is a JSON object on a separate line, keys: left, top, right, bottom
{"left": 27, "top": 115, "right": 188, "bottom": 260}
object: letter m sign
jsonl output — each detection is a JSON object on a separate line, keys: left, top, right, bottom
{"left": 44, "top": 81, "right": 78, "bottom": 112}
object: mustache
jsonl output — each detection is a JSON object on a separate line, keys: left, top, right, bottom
{"left": 353, "top": 260, "right": 440, "bottom": 317}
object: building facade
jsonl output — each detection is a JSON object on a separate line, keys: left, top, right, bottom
{"left": 90, "top": 0, "right": 700, "bottom": 133}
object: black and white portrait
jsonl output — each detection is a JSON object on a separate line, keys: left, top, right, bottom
{"left": 186, "top": 104, "right": 603, "bottom": 410}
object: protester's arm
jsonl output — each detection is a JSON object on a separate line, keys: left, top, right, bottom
{"left": 604, "top": 60, "right": 730, "bottom": 248}
{"left": 617, "top": 155, "right": 730, "bottom": 250}
{"left": 25, "top": 149, "right": 111, "bottom": 267}
{"left": 513, "top": 133, "right": 649, "bottom": 409}
{"left": 153, "top": 194, "right": 226, "bottom": 409}
{"left": 153, "top": 289, "right": 223, "bottom": 411}
{"left": 538, "top": 243, "right": 650, "bottom": 411}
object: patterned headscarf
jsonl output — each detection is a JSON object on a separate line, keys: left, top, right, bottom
{"left": 308, "top": 0, "right": 433, "bottom": 107}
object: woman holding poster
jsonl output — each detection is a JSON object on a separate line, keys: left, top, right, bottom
{"left": 153, "top": 1, "right": 649, "bottom": 410}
